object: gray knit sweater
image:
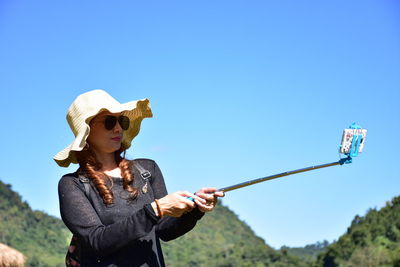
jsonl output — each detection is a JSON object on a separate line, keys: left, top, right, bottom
{"left": 58, "top": 159, "right": 204, "bottom": 266}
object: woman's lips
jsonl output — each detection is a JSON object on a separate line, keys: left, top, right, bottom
{"left": 111, "top": 136, "right": 122, "bottom": 141}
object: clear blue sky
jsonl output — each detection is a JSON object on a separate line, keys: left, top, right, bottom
{"left": 1, "top": 0, "right": 399, "bottom": 249}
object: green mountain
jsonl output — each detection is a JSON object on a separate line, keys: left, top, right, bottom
{"left": 3, "top": 178, "right": 400, "bottom": 267}
{"left": 280, "top": 240, "right": 330, "bottom": 263}
{"left": 0, "top": 180, "right": 71, "bottom": 267}
{"left": 316, "top": 196, "right": 400, "bottom": 267}
{"left": 0, "top": 180, "right": 307, "bottom": 266}
{"left": 162, "top": 202, "right": 308, "bottom": 267}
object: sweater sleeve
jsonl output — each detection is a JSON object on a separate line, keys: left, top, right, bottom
{"left": 148, "top": 160, "right": 205, "bottom": 241}
{"left": 58, "top": 174, "right": 160, "bottom": 256}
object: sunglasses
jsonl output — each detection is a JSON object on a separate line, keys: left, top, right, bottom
{"left": 93, "top": 115, "right": 130, "bottom": 131}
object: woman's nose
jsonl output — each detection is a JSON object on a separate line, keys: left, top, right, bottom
{"left": 113, "top": 121, "right": 123, "bottom": 132}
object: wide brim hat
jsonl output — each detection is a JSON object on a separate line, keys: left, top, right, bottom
{"left": 54, "top": 89, "right": 153, "bottom": 167}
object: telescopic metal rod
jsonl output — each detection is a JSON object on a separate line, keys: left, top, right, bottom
{"left": 218, "top": 156, "right": 351, "bottom": 193}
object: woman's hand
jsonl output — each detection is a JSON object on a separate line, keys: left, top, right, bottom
{"left": 152, "top": 191, "right": 199, "bottom": 218}
{"left": 194, "top": 187, "right": 225, "bottom": 213}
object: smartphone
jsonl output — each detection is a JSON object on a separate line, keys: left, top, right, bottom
{"left": 340, "top": 128, "right": 367, "bottom": 154}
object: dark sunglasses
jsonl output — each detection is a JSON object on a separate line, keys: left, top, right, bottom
{"left": 95, "top": 115, "right": 130, "bottom": 130}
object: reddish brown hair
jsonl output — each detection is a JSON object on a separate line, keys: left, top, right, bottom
{"left": 75, "top": 146, "right": 139, "bottom": 205}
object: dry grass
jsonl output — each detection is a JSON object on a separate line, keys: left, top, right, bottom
{"left": 0, "top": 243, "right": 25, "bottom": 267}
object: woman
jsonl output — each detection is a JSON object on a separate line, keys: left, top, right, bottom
{"left": 54, "top": 90, "right": 223, "bottom": 266}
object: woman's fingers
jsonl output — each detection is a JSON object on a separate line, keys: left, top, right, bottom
{"left": 194, "top": 199, "right": 213, "bottom": 212}
{"left": 157, "top": 191, "right": 199, "bottom": 217}
{"left": 177, "top": 191, "right": 199, "bottom": 208}
{"left": 196, "top": 191, "right": 224, "bottom": 203}
{"left": 157, "top": 188, "right": 225, "bottom": 217}
{"left": 193, "top": 187, "right": 225, "bottom": 213}
{"left": 196, "top": 188, "right": 225, "bottom": 199}
{"left": 214, "top": 191, "right": 225, "bottom": 197}
{"left": 196, "top": 187, "right": 217, "bottom": 194}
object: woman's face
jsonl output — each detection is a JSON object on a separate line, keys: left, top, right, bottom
{"left": 87, "top": 111, "right": 125, "bottom": 155}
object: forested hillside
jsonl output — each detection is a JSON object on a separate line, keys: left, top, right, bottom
{"left": 0, "top": 180, "right": 307, "bottom": 266}
{"left": 317, "top": 196, "right": 400, "bottom": 266}
{"left": 0, "top": 180, "right": 70, "bottom": 266}
{"left": 162, "top": 202, "right": 308, "bottom": 267}
{"left": 2, "top": 178, "right": 400, "bottom": 267}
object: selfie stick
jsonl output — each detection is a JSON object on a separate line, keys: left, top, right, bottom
{"left": 188, "top": 123, "right": 366, "bottom": 201}
{"left": 218, "top": 123, "right": 366, "bottom": 193}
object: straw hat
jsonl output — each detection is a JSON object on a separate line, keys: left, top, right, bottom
{"left": 54, "top": 89, "right": 153, "bottom": 167}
